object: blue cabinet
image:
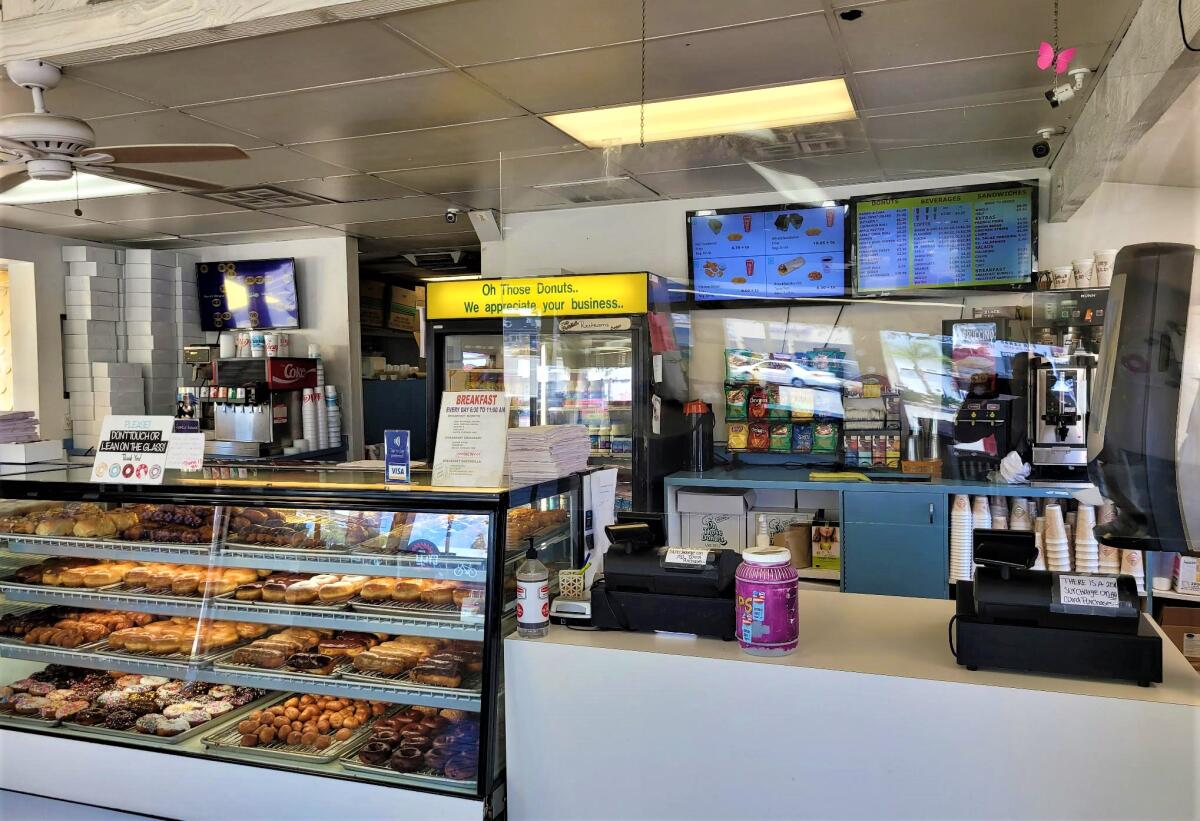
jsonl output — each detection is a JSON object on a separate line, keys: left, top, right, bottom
{"left": 842, "top": 491, "right": 948, "bottom": 599}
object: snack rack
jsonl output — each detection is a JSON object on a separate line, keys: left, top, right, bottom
{"left": 0, "top": 465, "right": 581, "bottom": 818}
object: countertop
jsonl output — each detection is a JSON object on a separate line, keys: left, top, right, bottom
{"left": 512, "top": 590, "right": 1200, "bottom": 707}
{"left": 666, "top": 467, "right": 1094, "bottom": 497}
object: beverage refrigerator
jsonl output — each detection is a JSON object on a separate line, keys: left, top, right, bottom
{"left": 426, "top": 273, "right": 688, "bottom": 513}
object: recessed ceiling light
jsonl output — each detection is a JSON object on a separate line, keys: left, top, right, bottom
{"left": 0, "top": 171, "right": 156, "bottom": 205}
{"left": 545, "top": 79, "right": 856, "bottom": 148}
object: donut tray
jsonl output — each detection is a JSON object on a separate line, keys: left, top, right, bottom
{"left": 210, "top": 648, "right": 347, "bottom": 683}
{"left": 200, "top": 694, "right": 382, "bottom": 763}
{"left": 63, "top": 692, "right": 275, "bottom": 745}
{"left": 337, "top": 738, "right": 477, "bottom": 790}
{"left": 211, "top": 590, "right": 350, "bottom": 614}
{"left": 339, "top": 665, "right": 482, "bottom": 695}
{"left": 0, "top": 575, "right": 122, "bottom": 594}
{"left": 92, "top": 636, "right": 255, "bottom": 665}
{"left": 0, "top": 709, "right": 62, "bottom": 729}
{"left": 346, "top": 595, "right": 467, "bottom": 622}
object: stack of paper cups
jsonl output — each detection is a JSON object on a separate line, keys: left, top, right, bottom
{"left": 325, "top": 386, "right": 340, "bottom": 449}
{"left": 1098, "top": 541, "right": 1122, "bottom": 574}
{"left": 316, "top": 389, "right": 330, "bottom": 449}
{"left": 1009, "top": 497, "right": 1032, "bottom": 531}
{"left": 1151, "top": 552, "right": 1174, "bottom": 591}
{"left": 301, "top": 388, "right": 319, "bottom": 447}
{"left": 1121, "top": 549, "right": 1146, "bottom": 594}
{"left": 1032, "top": 527, "right": 1047, "bottom": 571}
{"left": 1073, "top": 504, "right": 1099, "bottom": 573}
{"left": 218, "top": 332, "right": 236, "bottom": 359}
{"left": 1042, "top": 505, "right": 1072, "bottom": 572}
{"left": 972, "top": 496, "right": 992, "bottom": 532}
{"left": 1097, "top": 500, "right": 1116, "bottom": 526}
{"left": 950, "top": 494, "right": 974, "bottom": 582}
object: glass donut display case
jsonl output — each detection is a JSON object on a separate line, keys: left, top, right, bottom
{"left": 0, "top": 466, "right": 579, "bottom": 817}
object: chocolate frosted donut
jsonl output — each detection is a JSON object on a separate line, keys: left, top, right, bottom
{"left": 389, "top": 747, "right": 423, "bottom": 773}
{"left": 398, "top": 734, "right": 431, "bottom": 752}
{"left": 444, "top": 753, "right": 478, "bottom": 781}
{"left": 358, "top": 741, "right": 392, "bottom": 765}
{"left": 423, "top": 747, "right": 453, "bottom": 772}
{"left": 371, "top": 728, "right": 400, "bottom": 745}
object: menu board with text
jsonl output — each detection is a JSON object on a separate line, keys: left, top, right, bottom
{"left": 854, "top": 186, "right": 1033, "bottom": 294}
{"left": 689, "top": 205, "right": 847, "bottom": 301}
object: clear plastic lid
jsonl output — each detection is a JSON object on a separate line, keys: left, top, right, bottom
{"left": 741, "top": 546, "right": 792, "bottom": 566}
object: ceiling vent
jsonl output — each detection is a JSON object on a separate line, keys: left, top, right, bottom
{"left": 200, "top": 186, "right": 332, "bottom": 209}
{"left": 533, "top": 175, "right": 657, "bottom": 204}
{"left": 400, "top": 250, "right": 474, "bottom": 272}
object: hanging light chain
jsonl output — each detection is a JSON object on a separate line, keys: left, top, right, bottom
{"left": 640, "top": 0, "right": 647, "bottom": 148}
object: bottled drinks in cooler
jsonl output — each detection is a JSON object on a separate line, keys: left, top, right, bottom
{"left": 516, "top": 547, "right": 549, "bottom": 638}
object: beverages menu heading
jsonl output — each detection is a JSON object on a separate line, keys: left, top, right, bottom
{"left": 854, "top": 187, "right": 1032, "bottom": 293}
{"left": 689, "top": 205, "right": 846, "bottom": 301}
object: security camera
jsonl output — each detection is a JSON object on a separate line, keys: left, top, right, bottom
{"left": 1032, "top": 140, "right": 1051, "bottom": 159}
{"left": 1045, "top": 67, "right": 1090, "bottom": 109}
{"left": 445, "top": 208, "right": 461, "bottom": 225}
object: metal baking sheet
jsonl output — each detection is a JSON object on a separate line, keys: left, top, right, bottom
{"left": 0, "top": 533, "right": 212, "bottom": 558}
{"left": 211, "top": 590, "right": 350, "bottom": 613}
{"left": 0, "top": 576, "right": 123, "bottom": 594}
{"left": 62, "top": 692, "right": 275, "bottom": 746}
{"left": 337, "top": 739, "right": 477, "bottom": 790}
{"left": 346, "top": 595, "right": 468, "bottom": 622}
{"left": 210, "top": 648, "right": 346, "bottom": 683}
{"left": 90, "top": 636, "right": 254, "bottom": 666}
{"left": 0, "top": 712, "right": 62, "bottom": 729}
{"left": 338, "top": 666, "right": 482, "bottom": 695}
{"left": 200, "top": 695, "right": 378, "bottom": 763}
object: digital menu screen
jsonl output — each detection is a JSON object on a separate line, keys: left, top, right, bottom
{"left": 688, "top": 204, "right": 847, "bottom": 302}
{"left": 197, "top": 258, "right": 300, "bottom": 331}
{"left": 853, "top": 184, "right": 1035, "bottom": 294}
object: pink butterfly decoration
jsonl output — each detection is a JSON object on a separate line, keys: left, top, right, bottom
{"left": 1037, "top": 41, "right": 1077, "bottom": 75}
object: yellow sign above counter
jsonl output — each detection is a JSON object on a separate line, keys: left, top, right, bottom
{"left": 426, "top": 273, "right": 649, "bottom": 319}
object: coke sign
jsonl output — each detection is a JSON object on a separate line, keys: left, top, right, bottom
{"left": 266, "top": 357, "right": 317, "bottom": 390}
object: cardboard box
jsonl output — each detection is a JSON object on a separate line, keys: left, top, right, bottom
{"left": 93, "top": 376, "right": 144, "bottom": 391}
{"left": 123, "top": 278, "right": 173, "bottom": 296}
{"left": 71, "top": 433, "right": 99, "bottom": 451}
{"left": 66, "top": 275, "right": 119, "bottom": 293}
{"left": 63, "top": 246, "right": 117, "bottom": 264}
{"left": 1173, "top": 555, "right": 1200, "bottom": 595}
{"left": 72, "top": 420, "right": 102, "bottom": 436}
{"left": 125, "top": 291, "right": 173, "bottom": 308}
{"left": 65, "top": 304, "right": 119, "bottom": 322}
{"left": 125, "top": 321, "right": 174, "bottom": 337}
{"left": 127, "top": 349, "right": 176, "bottom": 364}
{"left": 65, "top": 289, "right": 118, "bottom": 307}
{"left": 91, "top": 362, "right": 141, "bottom": 377}
{"left": 811, "top": 522, "right": 841, "bottom": 571}
{"left": 122, "top": 262, "right": 175, "bottom": 280}
{"left": 64, "top": 363, "right": 91, "bottom": 379}
{"left": 678, "top": 488, "right": 755, "bottom": 551}
{"left": 68, "top": 261, "right": 122, "bottom": 277}
{"left": 64, "top": 347, "right": 119, "bottom": 364}
{"left": 65, "top": 376, "right": 93, "bottom": 393}
{"left": 63, "top": 319, "right": 118, "bottom": 337}
{"left": 388, "top": 286, "right": 421, "bottom": 332}
{"left": 0, "top": 440, "right": 64, "bottom": 463}
{"left": 1159, "top": 607, "right": 1200, "bottom": 671}
{"left": 750, "top": 508, "right": 815, "bottom": 568}
{"left": 124, "top": 249, "right": 177, "bottom": 267}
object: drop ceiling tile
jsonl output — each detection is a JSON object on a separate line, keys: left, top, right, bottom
{"left": 877, "top": 138, "right": 1043, "bottom": 175}
{"left": 633, "top": 164, "right": 776, "bottom": 197}
{"left": 71, "top": 21, "right": 442, "bottom": 107}
{"left": 468, "top": 16, "right": 841, "bottom": 113}
{"left": 0, "top": 74, "right": 153, "bottom": 119}
{"left": 341, "top": 215, "right": 461, "bottom": 238}
{"left": 123, "top": 238, "right": 210, "bottom": 249}
{"left": 865, "top": 100, "right": 1064, "bottom": 149}
{"left": 381, "top": 150, "right": 623, "bottom": 194}
{"left": 188, "top": 72, "right": 523, "bottom": 145}
{"left": 109, "top": 211, "right": 304, "bottom": 235}
{"left": 277, "top": 175, "right": 418, "bottom": 202}
{"left": 266, "top": 195, "right": 454, "bottom": 225}
{"left": 853, "top": 44, "right": 1109, "bottom": 111}
{"left": 20, "top": 192, "right": 239, "bottom": 221}
{"left": 612, "top": 121, "right": 868, "bottom": 174}
{"left": 136, "top": 147, "right": 352, "bottom": 188}
{"left": 182, "top": 226, "right": 348, "bottom": 244}
{"left": 757, "top": 151, "right": 884, "bottom": 183}
{"left": 60, "top": 224, "right": 178, "bottom": 242}
{"left": 0, "top": 206, "right": 101, "bottom": 232}
{"left": 294, "top": 117, "right": 578, "bottom": 173}
{"left": 386, "top": 0, "right": 821, "bottom": 66}
{"left": 88, "top": 110, "right": 271, "bottom": 150}
{"left": 837, "top": 0, "right": 1135, "bottom": 72}
{"left": 360, "top": 231, "right": 481, "bottom": 252}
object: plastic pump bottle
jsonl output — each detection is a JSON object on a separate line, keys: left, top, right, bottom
{"left": 516, "top": 544, "right": 549, "bottom": 638}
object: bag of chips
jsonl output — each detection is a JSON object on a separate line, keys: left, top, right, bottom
{"left": 791, "top": 423, "right": 813, "bottom": 453}
{"left": 725, "top": 386, "right": 748, "bottom": 421}
{"left": 727, "top": 423, "right": 749, "bottom": 451}
{"left": 769, "top": 423, "right": 792, "bottom": 452}
{"left": 747, "top": 385, "right": 768, "bottom": 419}
{"left": 767, "top": 385, "right": 789, "bottom": 420}
{"left": 813, "top": 421, "right": 839, "bottom": 454}
{"left": 748, "top": 422, "right": 770, "bottom": 452}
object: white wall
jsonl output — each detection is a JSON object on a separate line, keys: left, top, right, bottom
{"left": 0, "top": 226, "right": 116, "bottom": 443}
{"left": 194, "top": 237, "right": 364, "bottom": 459}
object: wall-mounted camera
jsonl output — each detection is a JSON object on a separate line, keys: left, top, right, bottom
{"left": 1045, "top": 67, "right": 1091, "bottom": 108}
{"left": 445, "top": 207, "right": 461, "bottom": 225}
{"left": 1031, "top": 127, "right": 1064, "bottom": 159}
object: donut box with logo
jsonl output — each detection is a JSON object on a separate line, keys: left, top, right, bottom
{"left": 676, "top": 489, "right": 755, "bottom": 552}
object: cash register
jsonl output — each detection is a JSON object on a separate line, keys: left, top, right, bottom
{"left": 954, "top": 530, "right": 1162, "bottom": 685}
{"left": 590, "top": 521, "right": 738, "bottom": 639}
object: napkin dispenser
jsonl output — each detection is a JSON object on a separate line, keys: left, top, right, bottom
{"left": 591, "top": 522, "right": 737, "bottom": 639}
{"left": 954, "top": 530, "right": 1161, "bottom": 685}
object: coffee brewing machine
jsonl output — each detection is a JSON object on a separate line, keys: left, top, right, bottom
{"left": 1028, "top": 289, "right": 1107, "bottom": 475}
{"left": 209, "top": 357, "right": 317, "bottom": 457}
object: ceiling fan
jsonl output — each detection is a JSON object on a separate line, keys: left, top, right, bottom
{"left": 0, "top": 59, "right": 248, "bottom": 197}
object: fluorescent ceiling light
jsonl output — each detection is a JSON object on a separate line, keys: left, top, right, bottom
{"left": 0, "top": 172, "right": 155, "bottom": 205}
{"left": 545, "top": 79, "right": 856, "bottom": 148}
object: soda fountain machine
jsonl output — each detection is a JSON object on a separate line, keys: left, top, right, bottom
{"left": 208, "top": 357, "right": 317, "bottom": 457}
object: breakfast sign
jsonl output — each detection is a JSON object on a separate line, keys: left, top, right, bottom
{"left": 426, "top": 273, "right": 648, "bottom": 319}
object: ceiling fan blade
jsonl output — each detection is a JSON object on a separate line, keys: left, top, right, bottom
{"left": 94, "top": 165, "right": 223, "bottom": 192}
{"left": 89, "top": 144, "right": 249, "bottom": 164}
{"left": 0, "top": 168, "right": 31, "bottom": 195}
{"left": 0, "top": 136, "right": 40, "bottom": 159}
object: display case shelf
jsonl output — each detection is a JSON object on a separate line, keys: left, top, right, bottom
{"left": 0, "top": 641, "right": 483, "bottom": 710}
{"left": 0, "top": 581, "right": 484, "bottom": 640}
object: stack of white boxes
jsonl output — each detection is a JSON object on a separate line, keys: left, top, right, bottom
{"left": 173, "top": 254, "right": 204, "bottom": 384}
{"left": 122, "top": 249, "right": 184, "bottom": 414}
{"left": 62, "top": 246, "right": 145, "bottom": 450}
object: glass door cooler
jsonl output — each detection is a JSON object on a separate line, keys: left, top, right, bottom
{"left": 427, "top": 273, "right": 688, "bottom": 513}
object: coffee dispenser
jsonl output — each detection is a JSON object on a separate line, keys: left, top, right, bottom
{"left": 1030, "top": 353, "right": 1096, "bottom": 472}
{"left": 210, "top": 357, "right": 317, "bottom": 456}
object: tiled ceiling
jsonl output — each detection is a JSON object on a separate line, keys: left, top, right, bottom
{"left": 0, "top": 0, "right": 1140, "bottom": 255}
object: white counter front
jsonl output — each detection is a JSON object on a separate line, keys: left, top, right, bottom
{"left": 505, "top": 592, "right": 1200, "bottom": 821}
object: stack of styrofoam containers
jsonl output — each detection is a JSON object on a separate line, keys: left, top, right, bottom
{"left": 122, "top": 249, "right": 181, "bottom": 414}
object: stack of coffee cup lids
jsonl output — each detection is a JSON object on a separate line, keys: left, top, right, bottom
{"left": 1073, "top": 504, "right": 1099, "bottom": 573}
{"left": 1121, "top": 549, "right": 1146, "bottom": 594}
{"left": 950, "top": 494, "right": 974, "bottom": 582}
{"left": 1042, "top": 505, "right": 1072, "bottom": 572}
{"left": 1009, "top": 497, "right": 1032, "bottom": 531}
